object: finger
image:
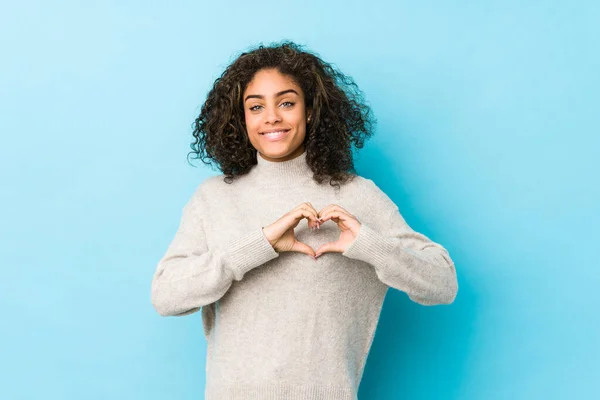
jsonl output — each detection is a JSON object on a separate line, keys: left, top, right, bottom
{"left": 292, "top": 240, "right": 316, "bottom": 257}
{"left": 317, "top": 204, "right": 346, "bottom": 222}
{"left": 334, "top": 204, "right": 352, "bottom": 215}
{"left": 314, "top": 241, "right": 343, "bottom": 257}
{"left": 317, "top": 204, "right": 334, "bottom": 218}
{"left": 319, "top": 209, "right": 350, "bottom": 224}
{"left": 320, "top": 210, "right": 362, "bottom": 235}
{"left": 305, "top": 202, "right": 321, "bottom": 229}
{"left": 294, "top": 203, "right": 320, "bottom": 229}
{"left": 320, "top": 204, "right": 353, "bottom": 216}
{"left": 291, "top": 204, "right": 319, "bottom": 223}
{"left": 292, "top": 207, "right": 320, "bottom": 229}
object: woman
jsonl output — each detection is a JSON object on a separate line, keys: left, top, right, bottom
{"left": 151, "top": 41, "right": 458, "bottom": 400}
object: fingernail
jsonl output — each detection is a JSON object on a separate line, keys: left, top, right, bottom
{"left": 315, "top": 253, "right": 321, "bottom": 258}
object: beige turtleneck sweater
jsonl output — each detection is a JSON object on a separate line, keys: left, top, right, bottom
{"left": 150, "top": 150, "right": 458, "bottom": 400}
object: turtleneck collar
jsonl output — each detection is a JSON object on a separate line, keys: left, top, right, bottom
{"left": 251, "top": 149, "right": 313, "bottom": 187}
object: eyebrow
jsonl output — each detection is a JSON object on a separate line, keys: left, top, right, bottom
{"left": 244, "top": 89, "right": 299, "bottom": 103}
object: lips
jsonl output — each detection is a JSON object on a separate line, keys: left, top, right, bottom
{"left": 260, "top": 129, "right": 290, "bottom": 135}
{"left": 260, "top": 129, "right": 290, "bottom": 142}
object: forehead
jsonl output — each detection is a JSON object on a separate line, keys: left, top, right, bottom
{"left": 244, "top": 68, "right": 302, "bottom": 95}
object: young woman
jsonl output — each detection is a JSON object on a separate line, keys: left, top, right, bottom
{"left": 151, "top": 41, "right": 458, "bottom": 400}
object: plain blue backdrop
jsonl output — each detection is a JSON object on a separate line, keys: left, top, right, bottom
{"left": 1, "top": 1, "right": 598, "bottom": 399}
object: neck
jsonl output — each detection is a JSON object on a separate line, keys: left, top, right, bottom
{"left": 252, "top": 149, "right": 313, "bottom": 187}
{"left": 258, "top": 145, "right": 305, "bottom": 162}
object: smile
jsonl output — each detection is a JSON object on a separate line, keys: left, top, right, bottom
{"left": 260, "top": 129, "right": 290, "bottom": 141}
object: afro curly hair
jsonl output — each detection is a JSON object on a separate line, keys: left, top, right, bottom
{"left": 189, "top": 40, "right": 376, "bottom": 189}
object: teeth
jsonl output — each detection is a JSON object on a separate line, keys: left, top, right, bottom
{"left": 263, "top": 130, "right": 286, "bottom": 135}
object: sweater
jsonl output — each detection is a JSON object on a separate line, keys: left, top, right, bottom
{"left": 150, "top": 149, "right": 458, "bottom": 400}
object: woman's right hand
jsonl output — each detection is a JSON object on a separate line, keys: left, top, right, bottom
{"left": 262, "top": 202, "right": 322, "bottom": 257}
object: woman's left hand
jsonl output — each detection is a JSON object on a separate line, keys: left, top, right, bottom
{"left": 314, "top": 204, "right": 362, "bottom": 258}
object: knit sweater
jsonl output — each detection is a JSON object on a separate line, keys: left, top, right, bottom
{"left": 151, "top": 150, "right": 458, "bottom": 400}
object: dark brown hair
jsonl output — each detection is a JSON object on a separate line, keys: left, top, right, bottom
{"left": 189, "top": 40, "right": 376, "bottom": 188}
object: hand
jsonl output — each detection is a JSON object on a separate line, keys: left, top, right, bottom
{"left": 262, "top": 202, "right": 321, "bottom": 258}
{"left": 314, "top": 204, "right": 362, "bottom": 258}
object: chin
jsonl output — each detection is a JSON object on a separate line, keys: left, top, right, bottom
{"left": 261, "top": 148, "right": 291, "bottom": 158}
{"left": 259, "top": 144, "right": 304, "bottom": 161}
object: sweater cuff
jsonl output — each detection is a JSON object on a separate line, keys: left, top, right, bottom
{"left": 342, "top": 222, "right": 397, "bottom": 268}
{"left": 222, "top": 227, "right": 280, "bottom": 280}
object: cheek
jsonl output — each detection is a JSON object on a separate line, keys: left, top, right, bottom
{"left": 244, "top": 114, "right": 260, "bottom": 135}
{"left": 289, "top": 110, "right": 305, "bottom": 126}
{"left": 295, "top": 114, "right": 307, "bottom": 130}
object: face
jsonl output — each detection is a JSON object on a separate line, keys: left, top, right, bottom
{"left": 243, "top": 68, "right": 309, "bottom": 162}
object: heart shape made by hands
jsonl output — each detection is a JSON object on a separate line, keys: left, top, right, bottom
{"left": 299, "top": 208, "right": 362, "bottom": 258}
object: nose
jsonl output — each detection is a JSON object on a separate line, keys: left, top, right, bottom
{"left": 264, "top": 105, "right": 282, "bottom": 124}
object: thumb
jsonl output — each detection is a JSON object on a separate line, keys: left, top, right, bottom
{"left": 292, "top": 240, "right": 316, "bottom": 257}
{"left": 314, "top": 242, "right": 338, "bottom": 257}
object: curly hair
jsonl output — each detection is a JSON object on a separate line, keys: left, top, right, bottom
{"left": 189, "top": 40, "right": 376, "bottom": 188}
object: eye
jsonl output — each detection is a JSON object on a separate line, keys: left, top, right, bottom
{"left": 249, "top": 105, "right": 263, "bottom": 111}
{"left": 280, "top": 101, "right": 295, "bottom": 108}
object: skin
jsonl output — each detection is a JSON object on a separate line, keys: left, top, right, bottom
{"left": 245, "top": 69, "right": 362, "bottom": 258}
{"left": 243, "top": 68, "right": 309, "bottom": 162}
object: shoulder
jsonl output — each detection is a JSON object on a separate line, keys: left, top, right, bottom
{"left": 343, "top": 174, "right": 398, "bottom": 214}
{"left": 343, "top": 174, "right": 389, "bottom": 199}
{"left": 195, "top": 174, "right": 228, "bottom": 195}
{"left": 187, "top": 171, "right": 256, "bottom": 206}
{"left": 183, "top": 174, "right": 229, "bottom": 212}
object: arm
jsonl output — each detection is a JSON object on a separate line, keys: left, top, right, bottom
{"left": 151, "top": 198, "right": 279, "bottom": 317}
{"left": 342, "top": 204, "right": 458, "bottom": 306}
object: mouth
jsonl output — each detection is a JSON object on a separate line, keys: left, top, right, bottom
{"left": 260, "top": 129, "right": 290, "bottom": 141}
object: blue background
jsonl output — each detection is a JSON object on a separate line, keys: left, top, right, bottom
{"left": 1, "top": 1, "right": 598, "bottom": 399}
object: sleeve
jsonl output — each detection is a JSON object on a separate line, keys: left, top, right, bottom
{"left": 150, "top": 195, "right": 280, "bottom": 317}
{"left": 341, "top": 183, "right": 458, "bottom": 305}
